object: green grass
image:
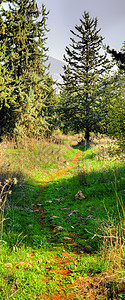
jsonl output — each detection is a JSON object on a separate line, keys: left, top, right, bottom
{"left": 0, "top": 134, "right": 125, "bottom": 299}
{"left": 0, "top": 246, "right": 62, "bottom": 299}
{"left": 38, "top": 143, "right": 124, "bottom": 253}
{"left": 3, "top": 137, "right": 77, "bottom": 181}
{"left": 0, "top": 245, "right": 108, "bottom": 299}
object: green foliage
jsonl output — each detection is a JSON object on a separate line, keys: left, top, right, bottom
{"left": 104, "top": 43, "right": 125, "bottom": 147}
{"left": 59, "top": 11, "right": 110, "bottom": 141}
{"left": 107, "top": 41, "right": 125, "bottom": 71}
{"left": 0, "top": 12, "right": 18, "bottom": 137}
{"left": 65, "top": 255, "right": 106, "bottom": 277}
{"left": 98, "top": 70, "right": 125, "bottom": 147}
{"left": 0, "top": 0, "right": 58, "bottom": 138}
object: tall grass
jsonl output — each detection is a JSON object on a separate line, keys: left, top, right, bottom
{"left": 0, "top": 178, "right": 17, "bottom": 243}
{"left": 0, "top": 136, "right": 77, "bottom": 182}
{"left": 101, "top": 206, "right": 125, "bottom": 299}
{"left": 101, "top": 185, "right": 125, "bottom": 276}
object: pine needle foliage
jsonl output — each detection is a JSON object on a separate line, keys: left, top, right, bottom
{"left": 59, "top": 11, "right": 110, "bottom": 141}
{"left": 105, "top": 42, "right": 125, "bottom": 147}
{"left": 107, "top": 41, "right": 125, "bottom": 71}
{"left": 0, "top": 0, "right": 58, "bottom": 138}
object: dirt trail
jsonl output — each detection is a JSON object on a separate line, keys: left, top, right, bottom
{"left": 36, "top": 150, "right": 110, "bottom": 300}
{"left": 42, "top": 150, "right": 83, "bottom": 187}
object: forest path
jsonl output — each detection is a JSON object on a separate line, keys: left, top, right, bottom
{"left": 42, "top": 150, "right": 83, "bottom": 187}
{"left": 34, "top": 150, "right": 108, "bottom": 300}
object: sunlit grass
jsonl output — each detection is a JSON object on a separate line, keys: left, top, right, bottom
{"left": 0, "top": 133, "right": 125, "bottom": 299}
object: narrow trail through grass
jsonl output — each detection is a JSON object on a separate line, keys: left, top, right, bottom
{"left": 0, "top": 136, "right": 124, "bottom": 299}
{"left": 33, "top": 149, "right": 109, "bottom": 300}
{"left": 42, "top": 150, "right": 83, "bottom": 187}
{"left": 33, "top": 145, "right": 124, "bottom": 299}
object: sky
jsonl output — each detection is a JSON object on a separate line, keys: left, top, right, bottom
{"left": 37, "top": 0, "right": 125, "bottom": 61}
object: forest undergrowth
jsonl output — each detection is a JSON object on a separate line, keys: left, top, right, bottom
{"left": 0, "top": 133, "right": 125, "bottom": 299}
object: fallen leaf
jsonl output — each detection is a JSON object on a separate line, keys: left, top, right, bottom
{"left": 53, "top": 226, "right": 63, "bottom": 232}
{"left": 55, "top": 198, "right": 61, "bottom": 202}
{"left": 75, "top": 190, "right": 87, "bottom": 200}
{"left": 68, "top": 210, "right": 78, "bottom": 216}
{"left": 61, "top": 207, "right": 68, "bottom": 210}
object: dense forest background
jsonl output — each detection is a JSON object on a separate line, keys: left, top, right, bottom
{"left": 0, "top": 0, "right": 125, "bottom": 146}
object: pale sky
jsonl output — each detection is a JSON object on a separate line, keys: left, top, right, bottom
{"left": 37, "top": 0, "right": 125, "bottom": 61}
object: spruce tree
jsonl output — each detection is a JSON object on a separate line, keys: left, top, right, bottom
{"left": 104, "top": 42, "right": 125, "bottom": 147}
{"left": 0, "top": 8, "right": 19, "bottom": 136}
{"left": 0, "top": 0, "right": 57, "bottom": 138}
{"left": 60, "top": 11, "right": 110, "bottom": 142}
{"left": 107, "top": 42, "right": 125, "bottom": 71}
{"left": 99, "top": 73, "right": 125, "bottom": 147}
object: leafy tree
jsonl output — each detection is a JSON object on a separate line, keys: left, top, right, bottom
{"left": 0, "top": 0, "right": 57, "bottom": 138}
{"left": 59, "top": 11, "right": 110, "bottom": 142}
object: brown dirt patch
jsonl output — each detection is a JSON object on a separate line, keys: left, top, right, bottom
{"left": 38, "top": 250, "right": 111, "bottom": 300}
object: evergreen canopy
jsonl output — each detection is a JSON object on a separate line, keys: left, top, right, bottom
{"left": 0, "top": 0, "right": 58, "bottom": 138}
{"left": 107, "top": 42, "right": 125, "bottom": 71}
{"left": 60, "top": 11, "right": 110, "bottom": 141}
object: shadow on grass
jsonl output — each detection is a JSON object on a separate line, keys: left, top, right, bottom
{"left": 72, "top": 142, "right": 90, "bottom": 152}
{"left": 39, "top": 163, "right": 125, "bottom": 253}
{"left": 2, "top": 162, "right": 124, "bottom": 253}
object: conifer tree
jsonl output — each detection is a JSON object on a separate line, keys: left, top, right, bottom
{"left": 0, "top": 0, "right": 57, "bottom": 138}
{"left": 0, "top": 8, "right": 19, "bottom": 136}
{"left": 103, "top": 42, "right": 125, "bottom": 147}
{"left": 107, "top": 42, "right": 125, "bottom": 71}
{"left": 60, "top": 11, "right": 110, "bottom": 142}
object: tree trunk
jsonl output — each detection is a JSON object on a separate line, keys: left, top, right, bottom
{"left": 85, "top": 127, "right": 90, "bottom": 143}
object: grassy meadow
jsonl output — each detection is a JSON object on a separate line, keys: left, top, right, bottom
{"left": 0, "top": 133, "right": 125, "bottom": 299}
